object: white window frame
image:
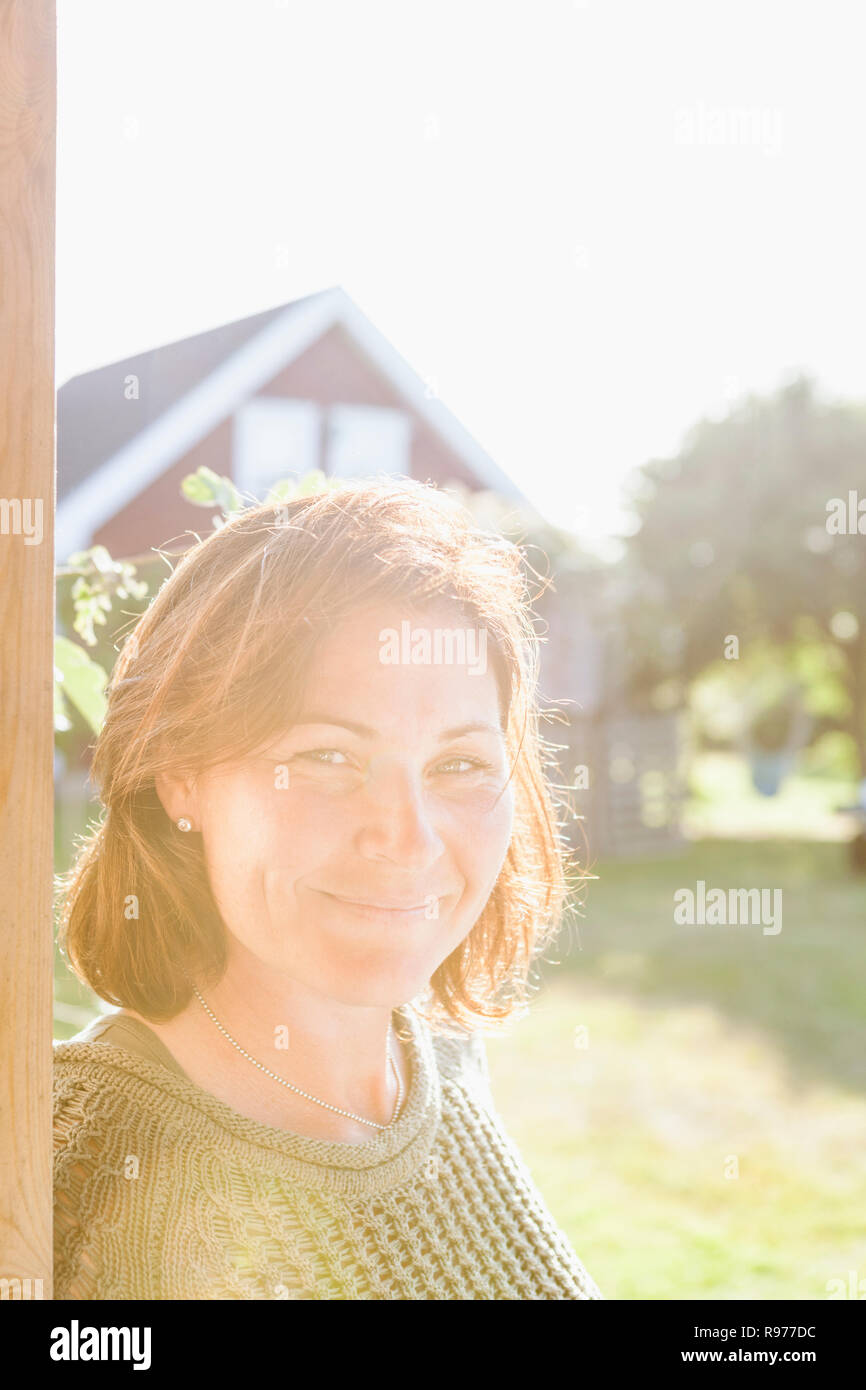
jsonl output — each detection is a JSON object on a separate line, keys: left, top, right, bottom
{"left": 324, "top": 403, "right": 412, "bottom": 480}
{"left": 232, "top": 396, "right": 321, "bottom": 499}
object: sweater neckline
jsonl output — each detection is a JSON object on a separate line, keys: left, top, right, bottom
{"left": 55, "top": 1001, "right": 442, "bottom": 1196}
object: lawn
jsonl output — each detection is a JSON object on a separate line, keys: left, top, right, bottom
{"left": 683, "top": 751, "right": 859, "bottom": 841}
{"left": 483, "top": 838, "right": 866, "bottom": 1300}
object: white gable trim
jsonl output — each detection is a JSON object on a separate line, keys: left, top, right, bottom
{"left": 55, "top": 287, "right": 524, "bottom": 559}
{"left": 55, "top": 293, "right": 338, "bottom": 559}
{"left": 331, "top": 295, "right": 522, "bottom": 501}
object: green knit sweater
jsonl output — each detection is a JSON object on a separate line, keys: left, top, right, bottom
{"left": 53, "top": 1004, "right": 602, "bottom": 1300}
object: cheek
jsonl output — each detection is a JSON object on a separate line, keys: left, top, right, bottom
{"left": 448, "top": 785, "right": 514, "bottom": 888}
{"left": 274, "top": 784, "right": 361, "bottom": 846}
{"left": 196, "top": 778, "right": 309, "bottom": 895}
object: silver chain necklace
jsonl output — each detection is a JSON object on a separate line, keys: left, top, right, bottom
{"left": 191, "top": 985, "right": 405, "bottom": 1131}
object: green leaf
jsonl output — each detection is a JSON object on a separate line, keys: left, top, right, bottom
{"left": 88, "top": 545, "right": 115, "bottom": 575}
{"left": 54, "top": 635, "right": 108, "bottom": 735}
{"left": 181, "top": 466, "right": 224, "bottom": 505}
{"left": 181, "top": 466, "right": 242, "bottom": 514}
{"left": 294, "top": 469, "right": 329, "bottom": 497}
{"left": 264, "top": 477, "right": 297, "bottom": 503}
{"left": 65, "top": 548, "right": 95, "bottom": 569}
{"left": 71, "top": 591, "right": 111, "bottom": 647}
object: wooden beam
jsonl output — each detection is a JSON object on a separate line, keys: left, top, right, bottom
{"left": 0, "top": 0, "right": 56, "bottom": 1300}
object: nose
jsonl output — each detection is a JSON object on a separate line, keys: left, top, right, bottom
{"left": 355, "top": 756, "right": 445, "bottom": 872}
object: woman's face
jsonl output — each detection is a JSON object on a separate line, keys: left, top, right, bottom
{"left": 176, "top": 601, "right": 515, "bottom": 1007}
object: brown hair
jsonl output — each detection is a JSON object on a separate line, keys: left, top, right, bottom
{"left": 57, "top": 478, "right": 571, "bottom": 1033}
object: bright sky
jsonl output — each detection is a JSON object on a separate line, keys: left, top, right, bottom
{"left": 56, "top": 0, "right": 866, "bottom": 540}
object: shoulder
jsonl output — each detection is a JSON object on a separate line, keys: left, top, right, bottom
{"left": 53, "top": 1029, "right": 189, "bottom": 1158}
{"left": 53, "top": 1030, "right": 125, "bottom": 1129}
{"left": 57, "top": 1010, "right": 188, "bottom": 1074}
{"left": 428, "top": 1026, "right": 496, "bottom": 1111}
{"left": 54, "top": 1009, "right": 192, "bottom": 1129}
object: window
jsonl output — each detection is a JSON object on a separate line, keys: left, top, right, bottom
{"left": 232, "top": 397, "right": 321, "bottom": 499}
{"left": 325, "top": 404, "right": 412, "bottom": 479}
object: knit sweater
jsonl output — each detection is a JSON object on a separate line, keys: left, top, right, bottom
{"left": 53, "top": 1004, "right": 603, "bottom": 1301}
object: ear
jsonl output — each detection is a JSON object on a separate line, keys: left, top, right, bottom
{"left": 154, "top": 769, "right": 201, "bottom": 831}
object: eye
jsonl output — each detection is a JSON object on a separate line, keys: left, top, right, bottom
{"left": 434, "top": 756, "right": 495, "bottom": 775}
{"left": 295, "top": 748, "right": 352, "bottom": 765}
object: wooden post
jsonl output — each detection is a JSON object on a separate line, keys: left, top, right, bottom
{"left": 0, "top": 0, "right": 56, "bottom": 1300}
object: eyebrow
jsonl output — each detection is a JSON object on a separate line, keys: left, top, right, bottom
{"left": 290, "top": 714, "right": 505, "bottom": 741}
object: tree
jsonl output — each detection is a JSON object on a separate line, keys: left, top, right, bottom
{"left": 622, "top": 374, "right": 866, "bottom": 773}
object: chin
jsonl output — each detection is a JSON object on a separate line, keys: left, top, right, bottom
{"left": 315, "top": 958, "right": 438, "bottom": 1011}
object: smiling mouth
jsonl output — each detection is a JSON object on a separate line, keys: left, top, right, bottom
{"left": 319, "top": 891, "right": 438, "bottom": 914}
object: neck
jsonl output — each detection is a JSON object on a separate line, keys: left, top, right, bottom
{"left": 188, "top": 946, "right": 408, "bottom": 1130}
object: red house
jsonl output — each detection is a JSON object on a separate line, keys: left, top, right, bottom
{"left": 56, "top": 286, "right": 527, "bottom": 561}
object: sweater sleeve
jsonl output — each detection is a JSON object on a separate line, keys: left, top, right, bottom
{"left": 437, "top": 1031, "right": 605, "bottom": 1300}
{"left": 53, "top": 1054, "right": 171, "bottom": 1301}
{"left": 54, "top": 1067, "right": 109, "bottom": 1299}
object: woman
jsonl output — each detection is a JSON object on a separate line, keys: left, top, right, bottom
{"left": 54, "top": 477, "right": 602, "bottom": 1301}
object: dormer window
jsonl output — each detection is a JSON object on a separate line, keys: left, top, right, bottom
{"left": 325, "top": 403, "right": 412, "bottom": 479}
{"left": 232, "top": 397, "right": 321, "bottom": 499}
{"left": 232, "top": 398, "right": 412, "bottom": 498}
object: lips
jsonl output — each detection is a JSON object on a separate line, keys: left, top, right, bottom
{"left": 321, "top": 891, "right": 434, "bottom": 912}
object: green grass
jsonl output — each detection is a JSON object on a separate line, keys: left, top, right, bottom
{"left": 684, "top": 750, "right": 858, "bottom": 839}
{"left": 484, "top": 838, "right": 866, "bottom": 1300}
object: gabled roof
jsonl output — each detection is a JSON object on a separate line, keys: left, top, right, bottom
{"left": 56, "top": 286, "right": 525, "bottom": 558}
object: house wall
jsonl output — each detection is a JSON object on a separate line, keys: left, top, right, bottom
{"left": 93, "top": 324, "right": 479, "bottom": 558}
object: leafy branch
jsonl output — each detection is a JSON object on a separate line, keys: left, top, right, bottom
{"left": 54, "top": 467, "right": 340, "bottom": 737}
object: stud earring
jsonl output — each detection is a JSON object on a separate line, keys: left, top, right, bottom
{"left": 176, "top": 817, "right": 193, "bottom": 833}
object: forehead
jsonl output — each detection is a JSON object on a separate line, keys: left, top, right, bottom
{"left": 297, "top": 602, "right": 504, "bottom": 734}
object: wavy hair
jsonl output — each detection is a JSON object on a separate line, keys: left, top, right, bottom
{"left": 57, "top": 478, "right": 571, "bottom": 1033}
